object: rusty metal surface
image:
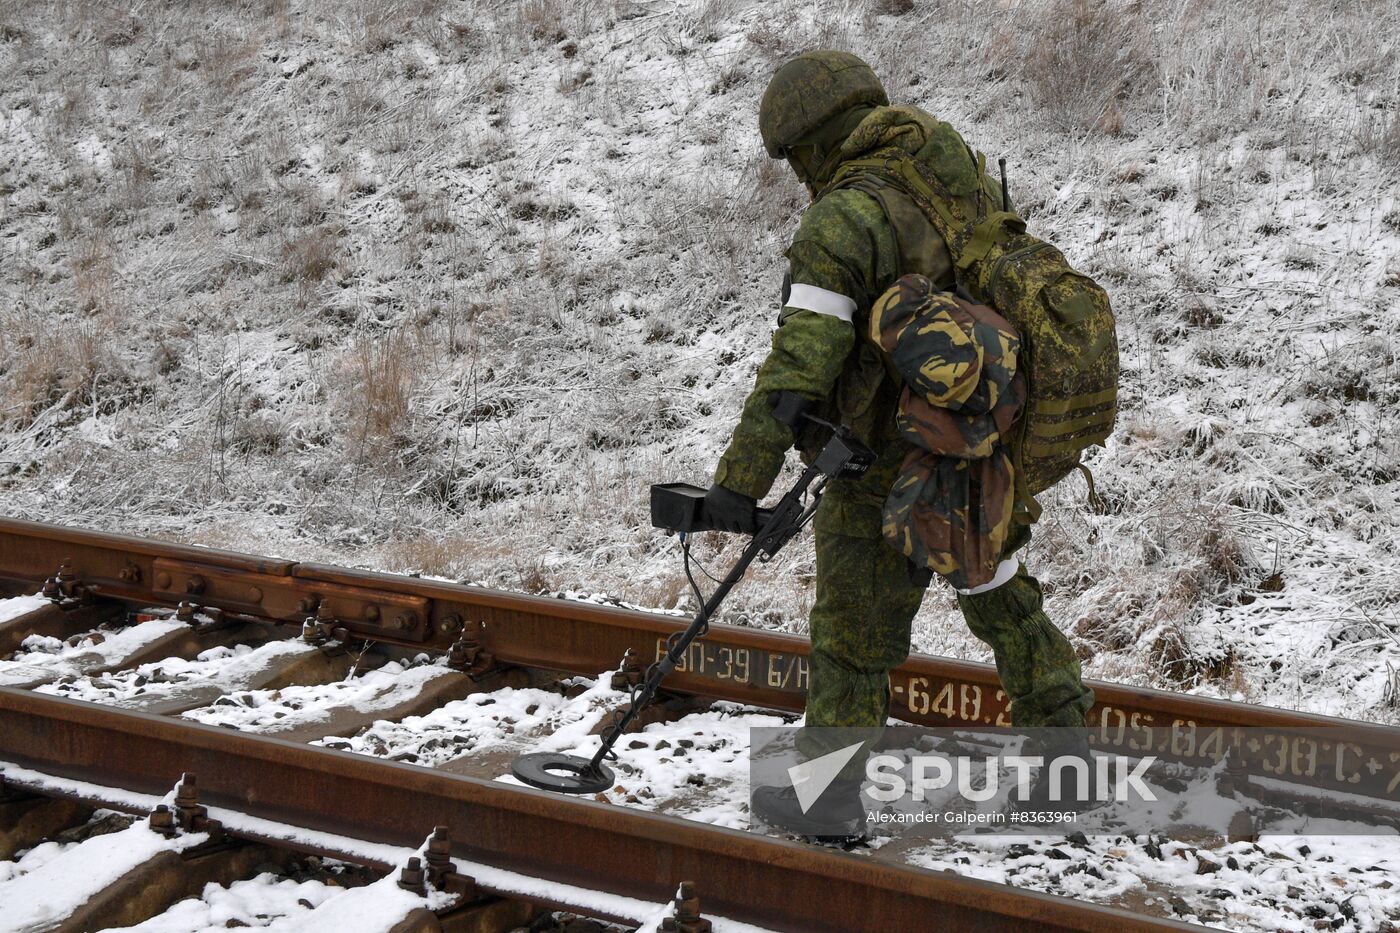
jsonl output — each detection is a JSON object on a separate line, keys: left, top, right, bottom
{"left": 0, "top": 687, "right": 1200, "bottom": 933}
{"left": 2, "top": 517, "right": 1399, "bottom": 807}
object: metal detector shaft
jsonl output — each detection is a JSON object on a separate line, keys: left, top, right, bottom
{"left": 588, "top": 462, "right": 827, "bottom": 771}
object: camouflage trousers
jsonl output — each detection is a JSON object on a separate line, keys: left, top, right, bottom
{"left": 798, "top": 510, "right": 1094, "bottom": 770}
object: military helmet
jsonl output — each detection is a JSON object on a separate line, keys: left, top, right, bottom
{"left": 759, "top": 51, "right": 889, "bottom": 158}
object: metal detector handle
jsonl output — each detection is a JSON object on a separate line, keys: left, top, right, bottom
{"left": 753, "top": 466, "right": 826, "bottom": 559}
{"left": 588, "top": 460, "right": 826, "bottom": 772}
{"left": 585, "top": 412, "right": 873, "bottom": 773}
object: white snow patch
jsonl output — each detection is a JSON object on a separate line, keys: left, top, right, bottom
{"left": 0, "top": 821, "right": 208, "bottom": 933}
{"left": 180, "top": 657, "right": 455, "bottom": 733}
{"left": 0, "top": 595, "right": 48, "bottom": 624}
{"left": 0, "top": 618, "right": 188, "bottom": 687}
{"left": 34, "top": 639, "right": 318, "bottom": 706}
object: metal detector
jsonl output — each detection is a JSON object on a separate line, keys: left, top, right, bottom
{"left": 511, "top": 392, "right": 875, "bottom": 794}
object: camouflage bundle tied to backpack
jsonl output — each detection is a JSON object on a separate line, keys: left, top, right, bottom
{"left": 827, "top": 122, "right": 1119, "bottom": 522}
{"left": 870, "top": 274, "right": 1026, "bottom": 589}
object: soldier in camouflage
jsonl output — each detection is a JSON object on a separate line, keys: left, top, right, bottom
{"left": 708, "top": 51, "right": 1096, "bottom": 838}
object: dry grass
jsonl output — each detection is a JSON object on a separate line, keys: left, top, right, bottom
{"left": 1013, "top": 0, "right": 1157, "bottom": 135}
{"left": 344, "top": 331, "right": 418, "bottom": 451}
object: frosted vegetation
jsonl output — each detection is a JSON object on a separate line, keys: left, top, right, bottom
{"left": 0, "top": 0, "right": 1396, "bottom": 720}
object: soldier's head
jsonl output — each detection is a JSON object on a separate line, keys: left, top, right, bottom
{"left": 759, "top": 51, "right": 888, "bottom": 195}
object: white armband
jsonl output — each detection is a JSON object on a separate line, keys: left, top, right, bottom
{"left": 785, "top": 284, "right": 856, "bottom": 323}
{"left": 956, "top": 556, "right": 1021, "bottom": 595}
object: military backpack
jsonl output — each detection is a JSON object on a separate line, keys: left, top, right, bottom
{"left": 823, "top": 130, "right": 1119, "bottom": 523}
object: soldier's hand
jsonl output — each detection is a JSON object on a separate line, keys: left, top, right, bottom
{"left": 702, "top": 484, "right": 758, "bottom": 534}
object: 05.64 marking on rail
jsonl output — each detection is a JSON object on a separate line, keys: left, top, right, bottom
{"left": 1094, "top": 704, "right": 1400, "bottom": 797}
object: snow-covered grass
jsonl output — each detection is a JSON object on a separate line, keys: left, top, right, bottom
{"left": 0, "top": 0, "right": 1397, "bottom": 722}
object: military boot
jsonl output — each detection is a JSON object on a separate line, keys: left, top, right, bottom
{"left": 751, "top": 777, "right": 867, "bottom": 843}
{"left": 1012, "top": 729, "right": 1113, "bottom": 818}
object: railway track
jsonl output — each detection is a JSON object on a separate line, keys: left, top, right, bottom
{"left": 0, "top": 517, "right": 1396, "bottom": 932}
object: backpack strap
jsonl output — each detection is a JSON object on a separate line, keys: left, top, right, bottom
{"left": 824, "top": 152, "right": 1026, "bottom": 289}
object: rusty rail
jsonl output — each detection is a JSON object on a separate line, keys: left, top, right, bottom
{"left": 0, "top": 687, "right": 1200, "bottom": 933}
{"left": 3, "top": 517, "right": 1398, "bottom": 808}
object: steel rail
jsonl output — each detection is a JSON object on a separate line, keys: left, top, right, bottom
{"left": 0, "top": 687, "right": 1201, "bottom": 933}
{"left": 2, "top": 517, "right": 1398, "bottom": 807}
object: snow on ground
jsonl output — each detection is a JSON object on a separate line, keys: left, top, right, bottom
{"left": 0, "top": 818, "right": 210, "bottom": 933}
{"left": 243, "top": 870, "right": 452, "bottom": 933}
{"left": 180, "top": 654, "right": 453, "bottom": 732}
{"left": 0, "top": 594, "right": 48, "bottom": 623}
{"left": 97, "top": 873, "right": 342, "bottom": 933}
{"left": 175, "top": 650, "right": 459, "bottom": 728}
{"left": 0, "top": 617, "right": 188, "bottom": 687}
{"left": 921, "top": 833, "right": 1400, "bottom": 932}
{"left": 298, "top": 665, "right": 1400, "bottom": 931}
{"left": 311, "top": 674, "right": 627, "bottom": 766}
{"left": 9, "top": 649, "right": 1400, "bottom": 929}
{"left": 0, "top": 761, "right": 774, "bottom": 933}
{"left": 33, "top": 638, "right": 316, "bottom": 705}
{"left": 0, "top": 837, "right": 76, "bottom": 886}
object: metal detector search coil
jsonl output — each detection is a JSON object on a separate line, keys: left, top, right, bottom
{"left": 511, "top": 752, "right": 615, "bottom": 795}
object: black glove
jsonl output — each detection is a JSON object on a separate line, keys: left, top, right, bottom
{"left": 702, "top": 483, "right": 758, "bottom": 534}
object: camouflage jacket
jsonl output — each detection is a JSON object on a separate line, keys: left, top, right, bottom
{"left": 713, "top": 105, "right": 1006, "bottom": 542}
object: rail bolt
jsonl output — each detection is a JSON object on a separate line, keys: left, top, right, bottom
{"left": 298, "top": 595, "right": 320, "bottom": 614}
{"left": 119, "top": 563, "right": 141, "bottom": 584}
{"left": 424, "top": 825, "right": 457, "bottom": 888}
{"left": 301, "top": 619, "right": 329, "bottom": 645}
{"left": 149, "top": 804, "right": 177, "bottom": 837}
{"left": 611, "top": 648, "right": 643, "bottom": 691}
{"left": 397, "top": 857, "right": 427, "bottom": 895}
{"left": 186, "top": 574, "right": 206, "bottom": 595}
{"left": 673, "top": 881, "right": 711, "bottom": 933}
{"left": 175, "top": 773, "right": 199, "bottom": 810}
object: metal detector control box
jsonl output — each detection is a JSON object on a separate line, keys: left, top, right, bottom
{"left": 650, "top": 483, "right": 708, "bottom": 533}
{"left": 650, "top": 483, "right": 776, "bottom": 534}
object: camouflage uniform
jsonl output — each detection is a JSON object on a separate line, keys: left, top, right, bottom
{"left": 715, "top": 103, "right": 1094, "bottom": 746}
